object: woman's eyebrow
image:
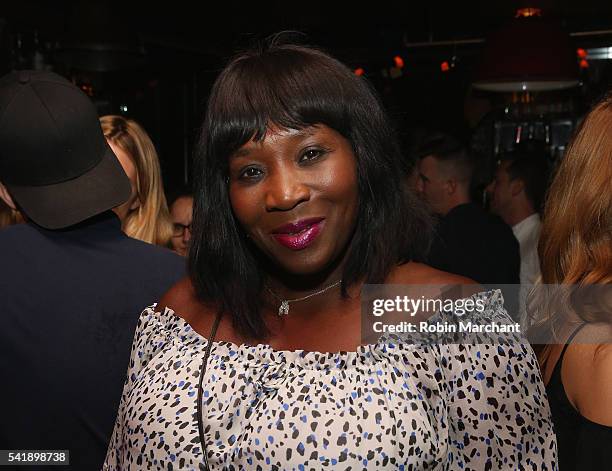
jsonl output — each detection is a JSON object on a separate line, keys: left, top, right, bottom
{"left": 231, "top": 128, "right": 321, "bottom": 159}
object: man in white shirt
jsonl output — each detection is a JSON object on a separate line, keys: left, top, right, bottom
{"left": 488, "top": 150, "right": 549, "bottom": 328}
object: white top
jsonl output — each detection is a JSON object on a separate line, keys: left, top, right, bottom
{"left": 103, "top": 290, "right": 557, "bottom": 470}
{"left": 512, "top": 213, "right": 542, "bottom": 328}
{"left": 512, "top": 213, "right": 542, "bottom": 286}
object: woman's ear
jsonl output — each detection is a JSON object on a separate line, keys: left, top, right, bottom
{"left": 0, "top": 182, "right": 17, "bottom": 210}
{"left": 129, "top": 196, "right": 141, "bottom": 211}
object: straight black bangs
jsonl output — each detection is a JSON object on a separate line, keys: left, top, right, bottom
{"left": 204, "top": 46, "right": 371, "bottom": 168}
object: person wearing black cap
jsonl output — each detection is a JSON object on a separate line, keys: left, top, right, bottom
{"left": 0, "top": 71, "right": 185, "bottom": 470}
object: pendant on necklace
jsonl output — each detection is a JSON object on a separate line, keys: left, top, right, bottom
{"left": 278, "top": 300, "right": 290, "bottom": 316}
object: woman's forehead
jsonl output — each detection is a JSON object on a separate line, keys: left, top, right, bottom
{"left": 231, "top": 125, "right": 325, "bottom": 157}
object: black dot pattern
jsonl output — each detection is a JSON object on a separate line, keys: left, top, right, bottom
{"left": 104, "top": 291, "right": 557, "bottom": 470}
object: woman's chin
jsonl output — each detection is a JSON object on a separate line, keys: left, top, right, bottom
{"left": 266, "top": 251, "right": 345, "bottom": 280}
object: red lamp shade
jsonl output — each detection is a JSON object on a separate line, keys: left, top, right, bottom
{"left": 473, "top": 17, "right": 579, "bottom": 92}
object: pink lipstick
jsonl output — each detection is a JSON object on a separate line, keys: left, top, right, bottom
{"left": 271, "top": 217, "right": 325, "bottom": 250}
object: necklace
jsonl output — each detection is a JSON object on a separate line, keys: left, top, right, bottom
{"left": 265, "top": 279, "right": 342, "bottom": 316}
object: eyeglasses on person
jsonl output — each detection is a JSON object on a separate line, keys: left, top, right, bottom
{"left": 172, "top": 223, "right": 192, "bottom": 237}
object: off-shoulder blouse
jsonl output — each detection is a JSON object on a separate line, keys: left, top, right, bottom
{"left": 104, "top": 290, "right": 557, "bottom": 470}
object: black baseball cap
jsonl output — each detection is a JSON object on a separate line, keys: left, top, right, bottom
{"left": 0, "top": 70, "right": 131, "bottom": 229}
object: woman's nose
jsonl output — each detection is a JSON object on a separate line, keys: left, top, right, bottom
{"left": 264, "top": 167, "right": 310, "bottom": 212}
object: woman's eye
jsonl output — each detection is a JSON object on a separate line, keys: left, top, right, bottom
{"left": 299, "top": 148, "right": 326, "bottom": 163}
{"left": 239, "top": 167, "right": 263, "bottom": 180}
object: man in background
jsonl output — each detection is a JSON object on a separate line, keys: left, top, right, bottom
{"left": 0, "top": 71, "right": 184, "bottom": 470}
{"left": 488, "top": 148, "right": 549, "bottom": 327}
{"left": 415, "top": 133, "right": 520, "bottom": 317}
{"left": 169, "top": 190, "right": 193, "bottom": 257}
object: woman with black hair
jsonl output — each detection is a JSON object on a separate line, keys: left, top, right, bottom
{"left": 104, "top": 43, "right": 556, "bottom": 470}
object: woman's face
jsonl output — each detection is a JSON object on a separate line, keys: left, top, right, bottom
{"left": 228, "top": 124, "right": 359, "bottom": 276}
{"left": 108, "top": 140, "right": 140, "bottom": 222}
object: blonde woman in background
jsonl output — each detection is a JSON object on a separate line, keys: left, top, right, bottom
{"left": 531, "top": 95, "right": 612, "bottom": 470}
{"left": 100, "top": 115, "right": 173, "bottom": 247}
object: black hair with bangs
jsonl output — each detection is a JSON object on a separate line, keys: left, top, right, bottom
{"left": 189, "top": 41, "right": 432, "bottom": 339}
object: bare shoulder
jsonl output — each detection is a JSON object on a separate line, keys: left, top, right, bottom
{"left": 157, "top": 277, "right": 243, "bottom": 344}
{"left": 158, "top": 277, "right": 216, "bottom": 326}
{"left": 564, "top": 340, "right": 612, "bottom": 426}
{"left": 388, "top": 261, "right": 480, "bottom": 287}
{"left": 159, "top": 277, "right": 196, "bottom": 314}
{"left": 582, "top": 343, "right": 612, "bottom": 425}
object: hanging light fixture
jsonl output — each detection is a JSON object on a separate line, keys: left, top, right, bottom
{"left": 472, "top": 7, "right": 579, "bottom": 92}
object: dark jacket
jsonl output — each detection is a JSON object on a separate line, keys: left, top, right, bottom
{"left": 0, "top": 211, "right": 185, "bottom": 470}
{"left": 426, "top": 203, "right": 520, "bottom": 316}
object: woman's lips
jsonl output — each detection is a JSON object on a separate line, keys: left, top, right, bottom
{"left": 271, "top": 218, "right": 325, "bottom": 250}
